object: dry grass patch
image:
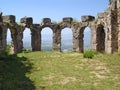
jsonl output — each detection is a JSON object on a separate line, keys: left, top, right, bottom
{"left": 1, "top": 51, "right": 120, "bottom": 90}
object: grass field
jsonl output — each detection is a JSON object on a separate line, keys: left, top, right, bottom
{"left": 0, "top": 51, "right": 120, "bottom": 90}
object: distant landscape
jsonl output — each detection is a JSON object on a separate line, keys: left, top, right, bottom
{"left": 7, "top": 28, "right": 91, "bottom": 51}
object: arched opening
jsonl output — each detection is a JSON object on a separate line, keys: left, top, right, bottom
{"left": 7, "top": 28, "right": 12, "bottom": 45}
{"left": 23, "top": 28, "right": 32, "bottom": 50}
{"left": 83, "top": 27, "right": 91, "bottom": 51}
{"left": 41, "top": 27, "right": 53, "bottom": 51}
{"left": 6, "top": 28, "right": 12, "bottom": 52}
{"left": 61, "top": 28, "right": 73, "bottom": 52}
{"left": 96, "top": 25, "right": 106, "bottom": 52}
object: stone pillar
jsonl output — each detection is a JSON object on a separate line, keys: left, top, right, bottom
{"left": 31, "top": 25, "right": 40, "bottom": 51}
{"left": 8, "top": 26, "right": 25, "bottom": 54}
{"left": 111, "top": 10, "right": 118, "bottom": 52}
{"left": 39, "top": 30, "right": 41, "bottom": 51}
{"left": 11, "top": 29, "right": 20, "bottom": 54}
{"left": 17, "top": 26, "right": 25, "bottom": 53}
{"left": 73, "top": 30, "right": 83, "bottom": 52}
{"left": 118, "top": 24, "right": 120, "bottom": 52}
{"left": 17, "top": 32, "right": 23, "bottom": 53}
{"left": 105, "top": 28, "right": 113, "bottom": 53}
{"left": 0, "top": 25, "right": 8, "bottom": 52}
{"left": 91, "top": 27, "right": 97, "bottom": 51}
{"left": 105, "top": 10, "right": 118, "bottom": 53}
{"left": 118, "top": 8, "right": 120, "bottom": 52}
{"left": 105, "top": 12, "right": 113, "bottom": 53}
{"left": 52, "top": 25, "right": 61, "bottom": 51}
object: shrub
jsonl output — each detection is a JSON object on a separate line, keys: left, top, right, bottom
{"left": 83, "top": 50, "right": 98, "bottom": 59}
{"left": 22, "top": 48, "right": 31, "bottom": 53}
{"left": 6, "top": 45, "right": 11, "bottom": 54}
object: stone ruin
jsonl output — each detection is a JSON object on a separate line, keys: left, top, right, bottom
{"left": 0, "top": 0, "right": 120, "bottom": 54}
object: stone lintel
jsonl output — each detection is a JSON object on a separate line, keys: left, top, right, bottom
{"left": 20, "top": 17, "right": 33, "bottom": 25}
{"left": 2, "top": 15, "right": 16, "bottom": 23}
{"left": 97, "top": 12, "right": 106, "bottom": 19}
{"left": 42, "top": 18, "right": 51, "bottom": 25}
{"left": 63, "top": 17, "right": 73, "bottom": 23}
{"left": 33, "top": 24, "right": 40, "bottom": 26}
{"left": 81, "top": 15, "right": 95, "bottom": 22}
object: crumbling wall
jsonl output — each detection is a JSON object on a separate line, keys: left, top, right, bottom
{"left": 0, "top": 0, "right": 119, "bottom": 54}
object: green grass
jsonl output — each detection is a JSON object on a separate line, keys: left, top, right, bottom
{"left": 0, "top": 51, "right": 120, "bottom": 90}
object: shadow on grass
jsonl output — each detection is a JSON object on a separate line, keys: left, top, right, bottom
{"left": 0, "top": 54, "right": 35, "bottom": 90}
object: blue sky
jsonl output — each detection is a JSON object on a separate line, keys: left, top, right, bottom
{"left": 1, "top": 0, "right": 109, "bottom": 50}
{"left": 1, "top": 0, "right": 109, "bottom": 23}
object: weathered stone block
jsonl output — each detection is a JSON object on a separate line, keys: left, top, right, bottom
{"left": 2, "top": 15, "right": 16, "bottom": 24}
{"left": 20, "top": 17, "right": 33, "bottom": 25}
{"left": 110, "top": 0, "right": 117, "bottom": 10}
{"left": 97, "top": 13, "right": 105, "bottom": 19}
{"left": 81, "top": 15, "right": 95, "bottom": 22}
{"left": 41, "top": 18, "right": 51, "bottom": 25}
{"left": 63, "top": 17, "right": 73, "bottom": 23}
{"left": 0, "top": 12, "right": 2, "bottom": 22}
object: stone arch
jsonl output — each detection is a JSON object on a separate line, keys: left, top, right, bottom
{"left": 79, "top": 26, "right": 92, "bottom": 52}
{"left": 40, "top": 26, "right": 53, "bottom": 51}
{"left": 4, "top": 26, "right": 17, "bottom": 54}
{"left": 6, "top": 28, "right": 12, "bottom": 45}
{"left": 96, "top": 24, "right": 106, "bottom": 52}
{"left": 61, "top": 27, "right": 73, "bottom": 52}
{"left": 23, "top": 27, "right": 32, "bottom": 50}
{"left": 84, "top": 27, "right": 91, "bottom": 51}
{"left": 6, "top": 28, "right": 12, "bottom": 53}
{"left": 5, "top": 28, "right": 12, "bottom": 54}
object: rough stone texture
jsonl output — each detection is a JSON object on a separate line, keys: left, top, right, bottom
{"left": 81, "top": 15, "right": 95, "bottom": 22}
{"left": 2, "top": 15, "right": 16, "bottom": 24}
{"left": 20, "top": 17, "right": 33, "bottom": 26}
{"left": 97, "top": 13, "right": 106, "bottom": 19}
{"left": 0, "top": 12, "right": 2, "bottom": 22}
{"left": 41, "top": 18, "right": 51, "bottom": 26}
{"left": 63, "top": 17, "right": 73, "bottom": 23}
{"left": 0, "top": 0, "right": 120, "bottom": 54}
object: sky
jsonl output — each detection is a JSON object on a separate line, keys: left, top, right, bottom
{"left": 0, "top": 0, "right": 109, "bottom": 23}
{"left": 1, "top": 0, "right": 109, "bottom": 50}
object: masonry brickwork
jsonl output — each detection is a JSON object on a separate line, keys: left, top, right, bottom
{"left": 0, "top": 0, "right": 120, "bottom": 54}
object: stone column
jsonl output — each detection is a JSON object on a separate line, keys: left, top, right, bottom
{"left": 17, "top": 32, "right": 23, "bottom": 53}
{"left": 16, "top": 26, "right": 25, "bottom": 53}
{"left": 11, "top": 30, "right": 18, "bottom": 54}
{"left": 91, "top": 28, "right": 97, "bottom": 51}
{"left": 0, "top": 25, "right": 8, "bottom": 52}
{"left": 105, "top": 27, "right": 112, "bottom": 53}
{"left": 117, "top": 7, "right": 120, "bottom": 52}
{"left": 118, "top": 24, "right": 120, "bottom": 51}
{"left": 31, "top": 25, "right": 40, "bottom": 51}
{"left": 52, "top": 25, "right": 61, "bottom": 51}
{"left": 79, "top": 32, "right": 84, "bottom": 52}
{"left": 105, "top": 12, "right": 113, "bottom": 53}
{"left": 39, "top": 30, "right": 41, "bottom": 51}
{"left": 8, "top": 26, "right": 24, "bottom": 54}
{"left": 105, "top": 10, "right": 118, "bottom": 53}
{"left": 73, "top": 29, "right": 83, "bottom": 52}
{"left": 111, "top": 10, "right": 118, "bottom": 52}
{"left": 71, "top": 24, "right": 80, "bottom": 52}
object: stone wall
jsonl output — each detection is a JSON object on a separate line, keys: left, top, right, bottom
{"left": 0, "top": 0, "right": 119, "bottom": 54}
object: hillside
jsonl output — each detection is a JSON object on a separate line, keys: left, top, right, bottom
{"left": 0, "top": 51, "right": 120, "bottom": 90}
